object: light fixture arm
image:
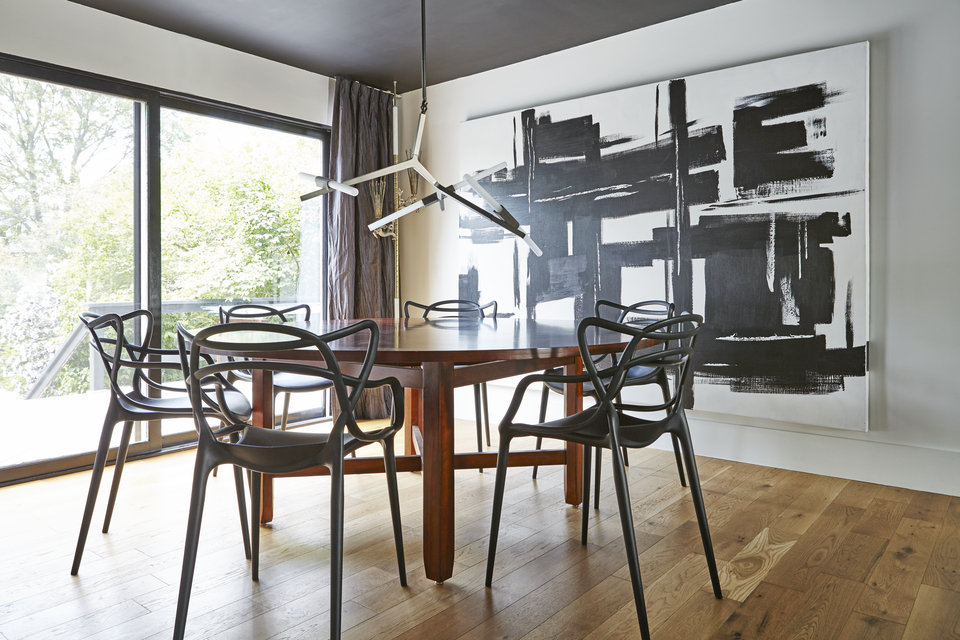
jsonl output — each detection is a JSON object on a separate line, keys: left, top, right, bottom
{"left": 298, "top": 173, "right": 360, "bottom": 200}
{"left": 301, "top": 0, "right": 542, "bottom": 257}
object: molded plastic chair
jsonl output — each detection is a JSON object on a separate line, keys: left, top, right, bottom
{"left": 485, "top": 313, "right": 721, "bottom": 640}
{"left": 71, "top": 310, "right": 252, "bottom": 576}
{"left": 219, "top": 304, "right": 333, "bottom": 430}
{"left": 532, "top": 300, "right": 687, "bottom": 502}
{"left": 173, "top": 319, "right": 406, "bottom": 640}
{"left": 403, "top": 299, "right": 497, "bottom": 465}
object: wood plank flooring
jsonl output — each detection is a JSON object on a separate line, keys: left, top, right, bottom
{"left": 1, "top": 421, "right": 959, "bottom": 639}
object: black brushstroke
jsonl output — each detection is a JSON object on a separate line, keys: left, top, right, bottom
{"left": 459, "top": 266, "right": 479, "bottom": 302}
{"left": 845, "top": 280, "right": 854, "bottom": 349}
{"left": 513, "top": 240, "right": 520, "bottom": 309}
{"left": 469, "top": 227, "right": 506, "bottom": 244}
{"left": 733, "top": 84, "right": 836, "bottom": 196}
{"left": 655, "top": 84, "right": 660, "bottom": 148}
{"left": 704, "top": 189, "right": 863, "bottom": 209}
{"left": 669, "top": 79, "right": 694, "bottom": 319}
{"left": 512, "top": 116, "right": 518, "bottom": 171}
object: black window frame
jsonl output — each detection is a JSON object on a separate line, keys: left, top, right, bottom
{"left": 0, "top": 52, "right": 331, "bottom": 485}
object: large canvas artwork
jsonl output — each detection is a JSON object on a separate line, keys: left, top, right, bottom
{"left": 458, "top": 42, "right": 869, "bottom": 431}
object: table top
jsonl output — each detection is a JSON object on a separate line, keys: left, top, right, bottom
{"left": 201, "top": 317, "right": 630, "bottom": 365}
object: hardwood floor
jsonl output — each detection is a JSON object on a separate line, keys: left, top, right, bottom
{"left": 1, "top": 421, "right": 958, "bottom": 639}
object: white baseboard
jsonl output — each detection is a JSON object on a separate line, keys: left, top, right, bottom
{"left": 456, "top": 382, "right": 960, "bottom": 498}
{"left": 679, "top": 415, "right": 960, "bottom": 497}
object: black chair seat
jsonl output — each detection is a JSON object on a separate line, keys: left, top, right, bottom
{"left": 272, "top": 370, "right": 333, "bottom": 394}
{"left": 231, "top": 424, "right": 365, "bottom": 468}
{"left": 121, "top": 388, "right": 251, "bottom": 418}
{"left": 220, "top": 304, "right": 332, "bottom": 430}
{"left": 542, "top": 363, "right": 661, "bottom": 397}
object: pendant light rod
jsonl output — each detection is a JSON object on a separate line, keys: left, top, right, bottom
{"left": 420, "top": 0, "right": 427, "bottom": 113}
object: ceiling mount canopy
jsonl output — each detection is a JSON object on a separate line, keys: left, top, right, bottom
{"left": 299, "top": 0, "right": 542, "bottom": 256}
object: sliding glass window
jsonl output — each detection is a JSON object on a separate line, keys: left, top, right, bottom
{"left": 158, "top": 107, "right": 327, "bottom": 437}
{"left": 0, "top": 73, "right": 140, "bottom": 476}
{"left": 0, "top": 56, "right": 329, "bottom": 484}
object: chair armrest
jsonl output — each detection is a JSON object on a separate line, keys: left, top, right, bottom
{"left": 403, "top": 300, "right": 429, "bottom": 318}
{"left": 479, "top": 300, "right": 497, "bottom": 318}
{"left": 196, "top": 378, "right": 249, "bottom": 426}
{"left": 595, "top": 299, "right": 629, "bottom": 320}
{"left": 344, "top": 376, "right": 405, "bottom": 443}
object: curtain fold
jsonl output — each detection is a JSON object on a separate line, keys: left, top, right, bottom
{"left": 327, "top": 76, "right": 395, "bottom": 419}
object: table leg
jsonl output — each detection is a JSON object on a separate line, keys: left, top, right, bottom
{"left": 404, "top": 387, "right": 422, "bottom": 456}
{"left": 563, "top": 358, "right": 584, "bottom": 506}
{"left": 421, "top": 361, "right": 455, "bottom": 583}
{"left": 251, "top": 369, "right": 275, "bottom": 524}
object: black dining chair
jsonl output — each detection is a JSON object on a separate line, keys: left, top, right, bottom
{"left": 532, "top": 300, "right": 687, "bottom": 503}
{"left": 71, "top": 310, "right": 252, "bottom": 576}
{"left": 485, "top": 313, "right": 722, "bottom": 640}
{"left": 403, "top": 299, "right": 497, "bottom": 463}
{"left": 219, "top": 303, "right": 333, "bottom": 430}
{"left": 172, "top": 319, "right": 406, "bottom": 640}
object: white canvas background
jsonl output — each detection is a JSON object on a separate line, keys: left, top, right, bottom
{"left": 460, "top": 42, "right": 869, "bottom": 431}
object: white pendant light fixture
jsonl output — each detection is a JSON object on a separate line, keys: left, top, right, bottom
{"left": 299, "top": 0, "right": 541, "bottom": 257}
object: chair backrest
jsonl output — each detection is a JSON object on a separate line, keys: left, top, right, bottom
{"left": 403, "top": 299, "right": 497, "bottom": 319}
{"left": 591, "top": 300, "right": 675, "bottom": 367}
{"left": 178, "top": 319, "right": 398, "bottom": 460}
{"left": 218, "top": 303, "right": 312, "bottom": 324}
{"left": 578, "top": 313, "right": 701, "bottom": 416}
{"left": 80, "top": 309, "right": 170, "bottom": 404}
{"left": 595, "top": 299, "right": 674, "bottom": 324}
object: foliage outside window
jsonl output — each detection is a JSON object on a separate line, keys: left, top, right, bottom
{"left": 0, "top": 74, "right": 322, "bottom": 398}
{"left": 0, "top": 74, "right": 133, "bottom": 397}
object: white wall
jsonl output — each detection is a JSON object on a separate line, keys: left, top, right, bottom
{"left": 0, "top": 0, "right": 332, "bottom": 124}
{"left": 402, "top": 0, "right": 960, "bottom": 496}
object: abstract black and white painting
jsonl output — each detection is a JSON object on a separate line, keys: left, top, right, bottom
{"left": 458, "top": 42, "right": 869, "bottom": 431}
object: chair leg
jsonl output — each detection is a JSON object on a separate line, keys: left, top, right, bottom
{"left": 330, "top": 455, "right": 345, "bottom": 640}
{"left": 531, "top": 383, "right": 550, "bottom": 479}
{"left": 233, "top": 464, "right": 252, "bottom": 560}
{"left": 251, "top": 472, "right": 261, "bottom": 581}
{"left": 610, "top": 443, "right": 652, "bottom": 639}
{"left": 594, "top": 446, "right": 602, "bottom": 508}
{"left": 382, "top": 438, "right": 407, "bottom": 585}
{"left": 481, "top": 382, "right": 492, "bottom": 447}
{"left": 102, "top": 420, "right": 134, "bottom": 534}
{"left": 172, "top": 450, "right": 215, "bottom": 640}
{"left": 485, "top": 435, "right": 513, "bottom": 587}
{"left": 474, "top": 384, "right": 484, "bottom": 472}
{"left": 532, "top": 436, "right": 542, "bottom": 480}
{"left": 212, "top": 421, "right": 225, "bottom": 478}
{"left": 659, "top": 373, "right": 685, "bottom": 486}
{"left": 671, "top": 433, "right": 687, "bottom": 487}
{"left": 581, "top": 445, "right": 592, "bottom": 545}
{"left": 71, "top": 414, "right": 120, "bottom": 575}
{"left": 279, "top": 392, "right": 292, "bottom": 430}
{"left": 675, "top": 421, "right": 722, "bottom": 599}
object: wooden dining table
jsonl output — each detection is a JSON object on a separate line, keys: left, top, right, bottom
{"left": 208, "top": 316, "right": 632, "bottom": 583}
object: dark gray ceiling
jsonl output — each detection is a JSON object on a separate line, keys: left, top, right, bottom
{"left": 70, "top": 0, "right": 741, "bottom": 93}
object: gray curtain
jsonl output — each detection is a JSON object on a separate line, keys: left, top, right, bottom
{"left": 327, "top": 76, "right": 395, "bottom": 419}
